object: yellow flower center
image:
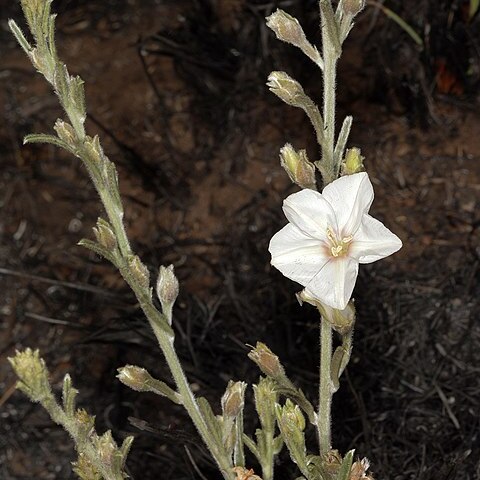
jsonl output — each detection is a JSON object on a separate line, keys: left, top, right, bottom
{"left": 326, "top": 227, "right": 353, "bottom": 258}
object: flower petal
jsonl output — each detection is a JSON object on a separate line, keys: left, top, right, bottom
{"left": 349, "top": 214, "right": 402, "bottom": 264}
{"left": 305, "top": 256, "right": 359, "bottom": 310}
{"left": 269, "top": 223, "right": 330, "bottom": 286}
{"left": 322, "top": 172, "right": 373, "bottom": 236}
{"left": 282, "top": 188, "right": 337, "bottom": 239}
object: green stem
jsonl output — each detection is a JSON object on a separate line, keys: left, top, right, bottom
{"left": 318, "top": 316, "right": 333, "bottom": 455}
{"left": 261, "top": 428, "right": 275, "bottom": 480}
{"left": 320, "top": 28, "right": 339, "bottom": 184}
{"left": 122, "top": 269, "right": 234, "bottom": 480}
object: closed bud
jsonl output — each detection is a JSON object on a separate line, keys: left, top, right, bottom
{"left": 128, "top": 255, "right": 150, "bottom": 290}
{"left": 248, "top": 342, "right": 285, "bottom": 379}
{"left": 156, "top": 265, "right": 179, "bottom": 324}
{"left": 94, "top": 431, "right": 117, "bottom": 466}
{"left": 93, "top": 218, "right": 117, "bottom": 252}
{"left": 221, "top": 380, "right": 246, "bottom": 418}
{"left": 84, "top": 135, "right": 105, "bottom": 163}
{"left": 253, "top": 377, "right": 277, "bottom": 432}
{"left": 323, "top": 449, "right": 343, "bottom": 475}
{"left": 319, "top": 300, "right": 356, "bottom": 335}
{"left": 267, "top": 71, "right": 307, "bottom": 108}
{"left": 72, "top": 453, "right": 101, "bottom": 480}
{"left": 74, "top": 408, "right": 96, "bottom": 440}
{"left": 341, "top": 147, "right": 365, "bottom": 176}
{"left": 117, "top": 365, "right": 153, "bottom": 392}
{"left": 267, "top": 9, "right": 306, "bottom": 48}
{"left": 342, "top": 0, "right": 366, "bottom": 17}
{"left": 54, "top": 119, "right": 77, "bottom": 145}
{"left": 280, "top": 143, "right": 316, "bottom": 189}
{"left": 278, "top": 399, "right": 306, "bottom": 432}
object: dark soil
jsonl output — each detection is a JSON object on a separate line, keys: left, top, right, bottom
{"left": 0, "top": 1, "right": 479, "bottom": 479}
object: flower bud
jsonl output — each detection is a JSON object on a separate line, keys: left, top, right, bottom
{"left": 322, "top": 449, "right": 342, "bottom": 475}
{"left": 54, "top": 119, "right": 77, "bottom": 145}
{"left": 266, "top": 9, "right": 306, "bottom": 47}
{"left": 342, "top": 0, "right": 366, "bottom": 17}
{"left": 94, "top": 430, "right": 117, "bottom": 466}
{"left": 74, "top": 408, "right": 96, "bottom": 439}
{"left": 93, "top": 218, "right": 117, "bottom": 252}
{"left": 156, "top": 265, "right": 179, "bottom": 324}
{"left": 117, "top": 365, "right": 153, "bottom": 392}
{"left": 248, "top": 342, "right": 285, "bottom": 379}
{"left": 275, "top": 399, "right": 306, "bottom": 439}
{"left": 267, "top": 71, "right": 307, "bottom": 108}
{"left": 280, "top": 143, "right": 316, "bottom": 189}
{"left": 8, "top": 349, "right": 52, "bottom": 402}
{"left": 221, "top": 380, "right": 246, "bottom": 418}
{"left": 253, "top": 377, "right": 278, "bottom": 432}
{"left": 341, "top": 147, "right": 365, "bottom": 176}
{"left": 319, "top": 300, "right": 356, "bottom": 335}
{"left": 128, "top": 255, "right": 150, "bottom": 290}
{"left": 117, "top": 365, "right": 181, "bottom": 403}
{"left": 73, "top": 453, "right": 101, "bottom": 480}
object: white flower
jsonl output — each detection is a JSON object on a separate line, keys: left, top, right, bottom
{"left": 269, "top": 172, "right": 402, "bottom": 309}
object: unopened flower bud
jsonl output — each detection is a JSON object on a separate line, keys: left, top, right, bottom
{"left": 156, "top": 265, "right": 179, "bottom": 324}
{"left": 266, "top": 9, "right": 304, "bottom": 44}
{"left": 276, "top": 399, "right": 306, "bottom": 433}
{"left": 128, "top": 255, "right": 150, "bottom": 290}
{"left": 248, "top": 342, "right": 285, "bottom": 379}
{"left": 93, "top": 218, "right": 117, "bottom": 252}
{"left": 94, "top": 431, "right": 117, "bottom": 466}
{"left": 222, "top": 380, "right": 246, "bottom": 417}
{"left": 342, "top": 0, "right": 366, "bottom": 17}
{"left": 117, "top": 365, "right": 153, "bottom": 392}
{"left": 266, "top": 9, "right": 322, "bottom": 66}
{"left": 322, "top": 449, "right": 342, "bottom": 475}
{"left": 253, "top": 377, "right": 277, "bottom": 432}
{"left": 341, "top": 147, "right": 365, "bottom": 176}
{"left": 320, "top": 300, "right": 356, "bottom": 335}
{"left": 280, "top": 143, "right": 316, "bottom": 189}
{"left": 8, "top": 349, "right": 52, "bottom": 402}
{"left": 73, "top": 453, "right": 101, "bottom": 480}
{"left": 54, "top": 119, "right": 77, "bottom": 145}
{"left": 267, "top": 71, "right": 307, "bottom": 108}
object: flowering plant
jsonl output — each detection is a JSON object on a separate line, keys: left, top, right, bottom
{"left": 6, "top": 1, "right": 402, "bottom": 479}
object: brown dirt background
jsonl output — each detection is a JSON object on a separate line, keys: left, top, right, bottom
{"left": 0, "top": 0, "right": 479, "bottom": 479}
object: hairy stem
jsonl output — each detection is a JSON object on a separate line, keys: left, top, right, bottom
{"left": 318, "top": 316, "right": 333, "bottom": 454}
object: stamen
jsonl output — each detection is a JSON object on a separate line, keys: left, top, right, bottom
{"left": 326, "top": 226, "right": 353, "bottom": 258}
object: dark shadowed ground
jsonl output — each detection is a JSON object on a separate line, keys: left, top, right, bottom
{"left": 0, "top": 0, "right": 479, "bottom": 479}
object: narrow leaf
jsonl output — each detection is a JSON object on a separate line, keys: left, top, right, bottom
{"left": 334, "top": 116, "right": 353, "bottom": 165}
{"left": 24, "top": 133, "right": 74, "bottom": 154}
{"left": 197, "top": 397, "right": 223, "bottom": 444}
{"left": 78, "top": 238, "right": 115, "bottom": 263}
{"left": 336, "top": 449, "right": 355, "bottom": 480}
{"left": 8, "top": 20, "right": 32, "bottom": 55}
{"left": 62, "top": 374, "right": 78, "bottom": 418}
{"left": 371, "top": 2, "right": 423, "bottom": 46}
{"left": 242, "top": 434, "right": 260, "bottom": 461}
{"left": 320, "top": 0, "right": 342, "bottom": 56}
